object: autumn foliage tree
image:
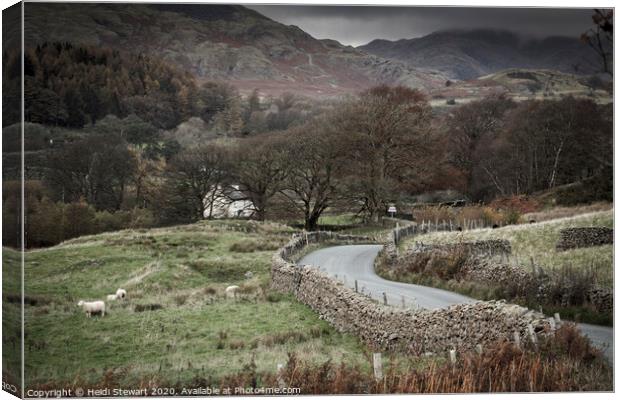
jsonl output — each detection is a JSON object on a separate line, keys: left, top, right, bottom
{"left": 335, "top": 85, "right": 436, "bottom": 222}
{"left": 15, "top": 42, "right": 199, "bottom": 129}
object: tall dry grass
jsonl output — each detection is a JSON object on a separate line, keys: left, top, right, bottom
{"left": 412, "top": 205, "right": 520, "bottom": 228}
{"left": 523, "top": 202, "right": 613, "bottom": 223}
{"left": 29, "top": 326, "right": 610, "bottom": 394}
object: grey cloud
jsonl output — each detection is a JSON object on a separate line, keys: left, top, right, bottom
{"left": 246, "top": 5, "right": 596, "bottom": 46}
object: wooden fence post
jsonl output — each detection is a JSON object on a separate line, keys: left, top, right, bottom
{"left": 355, "top": 280, "right": 358, "bottom": 293}
{"left": 527, "top": 324, "right": 538, "bottom": 346}
{"left": 513, "top": 331, "right": 521, "bottom": 349}
{"left": 401, "top": 295, "right": 406, "bottom": 309}
{"left": 382, "top": 292, "right": 388, "bottom": 306}
{"left": 373, "top": 353, "right": 383, "bottom": 380}
{"left": 475, "top": 344, "right": 483, "bottom": 355}
{"left": 449, "top": 349, "right": 457, "bottom": 365}
{"left": 277, "top": 363, "right": 285, "bottom": 388}
{"left": 548, "top": 317, "right": 556, "bottom": 331}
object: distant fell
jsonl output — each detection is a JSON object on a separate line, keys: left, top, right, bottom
{"left": 359, "top": 29, "right": 600, "bottom": 80}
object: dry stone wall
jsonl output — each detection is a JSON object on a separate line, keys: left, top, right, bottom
{"left": 587, "top": 286, "right": 613, "bottom": 314}
{"left": 395, "top": 242, "right": 612, "bottom": 314}
{"left": 556, "top": 227, "right": 613, "bottom": 251}
{"left": 460, "top": 257, "right": 536, "bottom": 289}
{"left": 409, "top": 239, "right": 512, "bottom": 258}
{"left": 382, "top": 223, "right": 433, "bottom": 260}
{"left": 272, "top": 232, "right": 549, "bottom": 354}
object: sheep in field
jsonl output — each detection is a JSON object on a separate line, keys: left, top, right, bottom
{"left": 106, "top": 294, "right": 118, "bottom": 301}
{"left": 77, "top": 300, "right": 106, "bottom": 317}
{"left": 225, "top": 285, "right": 240, "bottom": 299}
{"left": 116, "top": 288, "right": 127, "bottom": 300}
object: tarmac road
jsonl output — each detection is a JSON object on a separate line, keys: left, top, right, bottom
{"left": 298, "top": 244, "right": 614, "bottom": 362}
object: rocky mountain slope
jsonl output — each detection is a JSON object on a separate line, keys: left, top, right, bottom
{"left": 359, "top": 29, "right": 600, "bottom": 80}
{"left": 22, "top": 3, "right": 447, "bottom": 97}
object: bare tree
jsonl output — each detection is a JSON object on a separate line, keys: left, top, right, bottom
{"left": 335, "top": 85, "right": 435, "bottom": 222}
{"left": 232, "top": 133, "right": 288, "bottom": 221}
{"left": 581, "top": 9, "right": 613, "bottom": 76}
{"left": 159, "top": 144, "right": 230, "bottom": 222}
{"left": 444, "top": 94, "right": 516, "bottom": 198}
{"left": 280, "top": 117, "right": 345, "bottom": 230}
{"left": 477, "top": 97, "right": 608, "bottom": 199}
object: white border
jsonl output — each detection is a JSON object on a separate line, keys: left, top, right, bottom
{"left": 0, "top": 2, "right": 616, "bottom": 400}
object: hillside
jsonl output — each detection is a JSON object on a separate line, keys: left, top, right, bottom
{"left": 359, "top": 29, "right": 600, "bottom": 80}
{"left": 401, "top": 209, "right": 613, "bottom": 287}
{"left": 428, "top": 68, "right": 612, "bottom": 109}
{"left": 3, "top": 220, "right": 381, "bottom": 388}
{"left": 22, "top": 3, "right": 447, "bottom": 97}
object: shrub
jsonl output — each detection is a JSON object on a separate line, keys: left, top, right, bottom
{"left": 229, "top": 239, "right": 280, "bottom": 253}
{"left": 266, "top": 292, "right": 285, "bottom": 303}
{"left": 94, "top": 210, "right": 129, "bottom": 232}
{"left": 412, "top": 206, "right": 453, "bottom": 224}
{"left": 134, "top": 304, "right": 163, "bottom": 312}
{"left": 62, "top": 200, "right": 97, "bottom": 239}
{"left": 174, "top": 294, "right": 188, "bottom": 306}
{"left": 228, "top": 340, "right": 246, "bottom": 350}
{"left": 28, "top": 197, "right": 64, "bottom": 247}
{"left": 425, "top": 249, "right": 470, "bottom": 280}
{"left": 489, "top": 195, "right": 540, "bottom": 214}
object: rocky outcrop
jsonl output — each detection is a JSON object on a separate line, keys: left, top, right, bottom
{"left": 556, "top": 227, "right": 613, "bottom": 251}
{"left": 272, "top": 233, "right": 549, "bottom": 354}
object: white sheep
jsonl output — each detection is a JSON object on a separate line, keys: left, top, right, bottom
{"left": 77, "top": 300, "right": 106, "bottom": 317}
{"left": 225, "top": 285, "right": 240, "bottom": 299}
{"left": 244, "top": 271, "right": 254, "bottom": 279}
{"left": 106, "top": 294, "right": 118, "bottom": 301}
{"left": 115, "top": 288, "right": 127, "bottom": 300}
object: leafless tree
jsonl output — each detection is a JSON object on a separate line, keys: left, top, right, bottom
{"left": 280, "top": 117, "right": 346, "bottom": 230}
{"left": 335, "top": 85, "right": 435, "bottom": 222}
{"left": 232, "top": 133, "right": 288, "bottom": 221}
{"left": 581, "top": 9, "right": 613, "bottom": 76}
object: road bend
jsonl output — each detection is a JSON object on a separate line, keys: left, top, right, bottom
{"left": 298, "top": 244, "right": 613, "bottom": 362}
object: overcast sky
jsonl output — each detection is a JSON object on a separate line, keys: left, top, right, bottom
{"left": 246, "top": 5, "right": 595, "bottom": 47}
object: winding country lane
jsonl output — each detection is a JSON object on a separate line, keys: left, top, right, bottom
{"left": 298, "top": 244, "right": 614, "bottom": 362}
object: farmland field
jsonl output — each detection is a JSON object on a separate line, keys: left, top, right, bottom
{"left": 401, "top": 209, "right": 613, "bottom": 287}
{"left": 3, "top": 221, "right": 388, "bottom": 388}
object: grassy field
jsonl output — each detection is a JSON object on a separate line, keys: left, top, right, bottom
{"left": 2, "top": 216, "right": 612, "bottom": 393}
{"left": 4, "top": 220, "right": 392, "bottom": 389}
{"left": 401, "top": 210, "right": 613, "bottom": 287}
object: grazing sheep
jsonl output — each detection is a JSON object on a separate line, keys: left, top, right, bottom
{"left": 106, "top": 294, "right": 118, "bottom": 301}
{"left": 116, "top": 288, "right": 127, "bottom": 300}
{"left": 225, "top": 285, "right": 240, "bottom": 299}
{"left": 77, "top": 300, "right": 106, "bottom": 317}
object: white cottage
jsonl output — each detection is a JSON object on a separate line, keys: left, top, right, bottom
{"left": 203, "top": 185, "right": 255, "bottom": 219}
